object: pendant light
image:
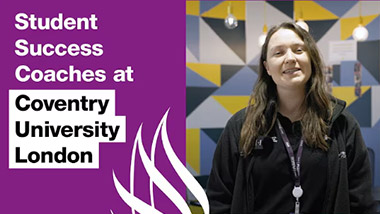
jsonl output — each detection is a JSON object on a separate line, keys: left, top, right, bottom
{"left": 225, "top": 2, "right": 238, "bottom": 30}
{"left": 296, "top": 5, "right": 309, "bottom": 32}
{"left": 352, "top": 1, "right": 368, "bottom": 41}
{"left": 258, "top": 1, "right": 267, "bottom": 47}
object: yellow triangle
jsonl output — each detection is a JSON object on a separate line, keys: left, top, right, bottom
{"left": 340, "top": 14, "right": 378, "bottom": 40}
{"left": 294, "top": 1, "right": 338, "bottom": 21}
{"left": 186, "top": 1, "right": 200, "bottom": 16}
{"left": 201, "top": 1, "right": 245, "bottom": 21}
{"left": 186, "top": 129, "right": 200, "bottom": 174}
{"left": 190, "top": 205, "right": 204, "bottom": 214}
{"left": 186, "top": 62, "right": 221, "bottom": 86}
{"left": 332, "top": 86, "right": 370, "bottom": 106}
{"left": 212, "top": 96, "right": 251, "bottom": 114}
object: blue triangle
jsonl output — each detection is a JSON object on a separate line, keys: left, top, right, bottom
{"left": 338, "top": 61, "right": 380, "bottom": 86}
{"left": 374, "top": 119, "right": 380, "bottom": 129}
{"left": 347, "top": 88, "right": 371, "bottom": 127}
{"left": 200, "top": 1, "right": 223, "bottom": 15}
{"left": 221, "top": 65, "right": 244, "bottom": 85}
{"left": 200, "top": 130, "right": 217, "bottom": 175}
{"left": 186, "top": 15, "right": 200, "bottom": 60}
{"left": 248, "top": 53, "right": 260, "bottom": 66}
{"left": 365, "top": 16, "right": 380, "bottom": 41}
{"left": 315, "top": 1, "right": 356, "bottom": 17}
{"left": 201, "top": 128, "right": 224, "bottom": 143}
{"left": 339, "top": 61, "right": 356, "bottom": 86}
{"left": 359, "top": 127, "right": 380, "bottom": 186}
{"left": 186, "top": 67, "right": 217, "bottom": 87}
{"left": 360, "top": 63, "right": 380, "bottom": 85}
{"left": 213, "top": 66, "right": 257, "bottom": 95}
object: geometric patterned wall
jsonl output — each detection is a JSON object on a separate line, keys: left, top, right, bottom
{"left": 186, "top": 1, "right": 380, "bottom": 187}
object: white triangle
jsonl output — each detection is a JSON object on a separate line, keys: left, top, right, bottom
{"left": 186, "top": 47, "right": 199, "bottom": 63}
{"left": 187, "top": 96, "right": 232, "bottom": 129}
{"left": 199, "top": 18, "right": 245, "bottom": 65}
{"left": 246, "top": 1, "right": 293, "bottom": 64}
{"left": 342, "top": 1, "right": 380, "bottom": 18}
{"left": 316, "top": 20, "right": 341, "bottom": 64}
{"left": 372, "top": 86, "right": 380, "bottom": 127}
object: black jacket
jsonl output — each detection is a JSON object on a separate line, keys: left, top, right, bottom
{"left": 207, "top": 98, "right": 375, "bottom": 214}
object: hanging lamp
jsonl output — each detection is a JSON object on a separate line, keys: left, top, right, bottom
{"left": 258, "top": 1, "right": 267, "bottom": 47}
{"left": 352, "top": 1, "right": 368, "bottom": 41}
{"left": 296, "top": 5, "right": 309, "bottom": 32}
{"left": 225, "top": 2, "right": 238, "bottom": 30}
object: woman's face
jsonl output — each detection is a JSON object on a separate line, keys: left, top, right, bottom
{"left": 264, "top": 28, "right": 312, "bottom": 91}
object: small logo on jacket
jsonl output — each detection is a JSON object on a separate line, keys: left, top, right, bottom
{"left": 338, "top": 151, "right": 346, "bottom": 159}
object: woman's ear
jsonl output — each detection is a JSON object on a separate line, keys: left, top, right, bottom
{"left": 264, "top": 61, "right": 271, "bottom": 76}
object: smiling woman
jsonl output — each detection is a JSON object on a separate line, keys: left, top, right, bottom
{"left": 264, "top": 29, "right": 311, "bottom": 93}
{"left": 207, "top": 22, "right": 375, "bottom": 214}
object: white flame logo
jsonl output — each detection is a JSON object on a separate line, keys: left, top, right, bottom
{"left": 111, "top": 109, "right": 209, "bottom": 214}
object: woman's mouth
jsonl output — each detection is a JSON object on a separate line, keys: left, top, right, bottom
{"left": 283, "top": 68, "right": 300, "bottom": 74}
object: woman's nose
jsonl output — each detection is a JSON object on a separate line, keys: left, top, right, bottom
{"left": 284, "top": 50, "right": 296, "bottom": 64}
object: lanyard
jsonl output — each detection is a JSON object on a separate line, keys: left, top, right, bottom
{"left": 276, "top": 119, "right": 304, "bottom": 214}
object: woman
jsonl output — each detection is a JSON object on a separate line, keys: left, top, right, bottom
{"left": 206, "top": 22, "right": 375, "bottom": 214}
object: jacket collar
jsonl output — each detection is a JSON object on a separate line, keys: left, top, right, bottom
{"left": 264, "top": 96, "right": 346, "bottom": 126}
{"left": 329, "top": 97, "right": 346, "bottom": 126}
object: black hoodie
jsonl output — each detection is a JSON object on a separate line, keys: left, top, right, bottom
{"left": 207, "top": 98, "right": 375, "bottom": 214}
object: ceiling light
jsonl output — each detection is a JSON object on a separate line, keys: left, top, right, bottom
{"left": 225, "top": 2, "right": 238, "bottom": 30}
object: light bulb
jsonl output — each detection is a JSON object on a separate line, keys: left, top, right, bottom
{"left": 352, "top": 25, "right": 368, "bottom": 41}
{"left": 296, "top": 19, "right": 309, "bottom": 32}
{"left": 258, "top": 33, "right": 267, "bottom": 47}
{"left": 225, "top": 14, "right": 238, "bottom": 30}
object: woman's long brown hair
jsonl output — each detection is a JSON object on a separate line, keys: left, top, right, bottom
{"left": 239, "top": 22, "right": 333, "bottom": 157}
